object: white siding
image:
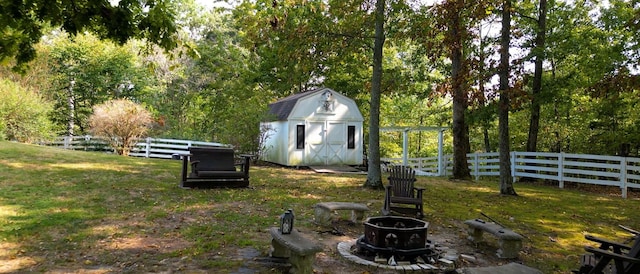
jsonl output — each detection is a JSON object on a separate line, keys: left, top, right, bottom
{"left": 260, "top": 121, "right": 288, "bottom": 164}
{"left": 263, "top": 88, "right": 364, "bottom": 166}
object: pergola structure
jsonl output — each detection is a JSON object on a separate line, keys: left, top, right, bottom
{"left": 380, "top": 126, "right": 448, "bottom": 176}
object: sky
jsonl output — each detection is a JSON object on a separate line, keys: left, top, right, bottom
{"left": 195, "top": 0, "right": 234, "bottom": 10}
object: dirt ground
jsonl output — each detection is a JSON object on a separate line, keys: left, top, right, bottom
{"left": 238, "top": 218, "right": 522, "bottom": 274}
{"left": 2, "top": 200, "right": 529, "bottom": 274}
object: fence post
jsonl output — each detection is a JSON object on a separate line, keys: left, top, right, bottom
{"left": 620, "top": 157, "right": 628, "bottom": 199}
{"left": 558, "top": 152, "right": 564, "bottom": 189}
{"left": 64, "top": 136, "right": 70, "bottom": 149}
{"left": 474, "top": 153, "right": 479, "bottom": 181}
{"left": 437, "top": 129, "right": 444, "bottom": 176}
{"left": 511, "top": 151, "right": 517, "bottom": 183}
{"left": 145, "top": 137, "right": 151, "bottom": 158}
{"left": 84, "top": 135, "right": 91, "bottom": 151}
{"left": 442, "top": 156, "right": 448, "bottom": 177}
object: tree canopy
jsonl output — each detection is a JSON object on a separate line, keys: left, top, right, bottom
{"left": 2, "top": 0, "right": 640, "bottom": 166}
{"left": 0, "top": 0, "right": 178, "bottom": 71}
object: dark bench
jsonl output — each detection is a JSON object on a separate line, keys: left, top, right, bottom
{"left": 269, "top": 227, "right": 322, "bottom": 274}
{"left": 464, "top": 218, "right": 523, "bottom": 259}
{"left": 180, "top": 147, "right": 250, "bottom": 188}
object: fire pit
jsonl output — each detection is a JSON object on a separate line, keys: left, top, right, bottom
{"left": 356, "top": 216, "right": 436, "bottom": 262}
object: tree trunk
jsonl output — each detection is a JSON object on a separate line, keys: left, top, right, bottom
{"left": 478, "top": 25, "right": 492, "bottom": 153}
{"left": 364, "top": 0, "right": 385, "bottom": 189}
{"left": 521, "top": 0, "right": 547, "bottom": 182}
{"left": 499, "top": 0, "right": 517, "bottom": 195}
{"left": 526, "top": 0, "right": 547, "bottom": 153}
{"left": 67, "top": 80, "right": 76, "bottom": 136}
{"left": 450, "top": 1, "right": 471, "bottom": 180}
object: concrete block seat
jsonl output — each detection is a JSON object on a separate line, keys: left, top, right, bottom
{"left": 314, "top": 202, "right": 369, "bottom": 226}
{"left": 269, "top": 227, "right": 323, "bottom": 274}
{"left": 464, "top": 218, "right": 523, "bottom": 259}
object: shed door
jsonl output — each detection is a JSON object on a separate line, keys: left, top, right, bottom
{"left": 306, "top": 121, "right": 346, "bottom": 165}
{"left": 326, "top": 121, "right": 346, "bottom": 164}
{"left": 306, "top": 121, "right": 327, "bottom": 165}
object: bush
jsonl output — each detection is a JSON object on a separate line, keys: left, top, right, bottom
{"left": 0, "top": 79, "right": 54, "bottom": 142}
{"left": 88, "top": 99, "right": 152, "bottom": 156}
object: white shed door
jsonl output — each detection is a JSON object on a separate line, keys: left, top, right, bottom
{"left": 306, "top": 121, "right": 327, "bottom": 165}
{"left": 306, "top": 121, "right": 346, "bottom": 165}
{"left": 326, "top": 121, "right": 346, "bottom": 164}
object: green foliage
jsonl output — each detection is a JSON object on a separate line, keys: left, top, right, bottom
{"left": 145, "top": 8, "right": 272, "bottom": 153}
{"left": 4, "top": 0, "right": 640, "bottom": 160}
{"left": 503, "top": 0, "right": 640, "bottom": 155}
{"left": 0, "top": 79, "right": 54, "bottom": 142}
{"left": 0, "top": 0, "right": 178, "bottom": 71}
{"left": 46, "top": 33, "right": 154, "bottom": 135}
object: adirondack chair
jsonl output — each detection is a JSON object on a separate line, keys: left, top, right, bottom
{"left": 575, "top": 226, "right": 640, "bottom": 274}
{"left": 381, "top": 165, "right": 424, "bottom": 219}
{"left": 180, "top": 147, "right": 251, "bottom": 189}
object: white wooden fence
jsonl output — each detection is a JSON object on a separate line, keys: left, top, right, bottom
{"left": 41, "top": 136, "right": 640, "bottom": 198}
{"left": 383, "top": 151, "right": 640, "bottom": 198}
{"left": 40, "top": 136, "right": 226, "bottom": 159}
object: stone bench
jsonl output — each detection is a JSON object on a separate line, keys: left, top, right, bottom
{"left": 464, "top": 218, "right": 523, "bottom": 259}
{"left": 314, "top": 202, "right": 369, "bottom": 226}
{"left": 269, "top": 227, "right": 323, "bottom": 274}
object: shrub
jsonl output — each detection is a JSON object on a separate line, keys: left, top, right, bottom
{"left": 0, "top": 79, "right": 54, "bottom": 142}
{"left": 88, "top": 99, "right": 152, "bottom": 156}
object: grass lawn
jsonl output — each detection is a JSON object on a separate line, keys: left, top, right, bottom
{"left": 0, "top": 141, "right": 638, "bottom": 273}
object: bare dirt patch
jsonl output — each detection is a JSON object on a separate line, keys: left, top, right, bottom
{"left": 8, "top": 213, "right": 523, "bottom": 274}
{"left": 237, "top": 219, "right": 523, "bottom": 274}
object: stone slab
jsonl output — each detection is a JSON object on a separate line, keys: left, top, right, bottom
{"left": 464, "top": 219, "right": 523, "bottom": 240}
{"left": 269, "top": 227, "right": 322, "bottom": 256}
{"left": 315, "top": 202, "right": 369, "bottom": 212}
{"left": 460, "top": 262, "right": 543, "bottom": 274}
{"left": 314, "top": 202, "right": 369, "bottom": 226}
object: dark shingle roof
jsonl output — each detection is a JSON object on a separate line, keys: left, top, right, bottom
{"left": 267, "top": 88, "right": 326, "bottom": 121}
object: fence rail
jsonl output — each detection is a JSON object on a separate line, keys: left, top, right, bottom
{"left": 39, "top": 136, "right": 225, "bottom": 159}
{"left": 383, "top": 151, "right": 640, "bottom": 198}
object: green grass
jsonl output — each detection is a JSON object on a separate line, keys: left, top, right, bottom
{"left": 0, "top": 141, "right": 639, "bottom": 273}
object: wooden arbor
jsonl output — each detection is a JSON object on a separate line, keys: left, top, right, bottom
{"left": 381, "top": 165, "right": 424, "bottom": 219}
{"left": 380, "top": 126, "right": 447, "bottom": 176}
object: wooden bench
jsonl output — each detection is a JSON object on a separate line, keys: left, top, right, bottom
{"left": 464, "top": 218, "right": 523, "bottom": 259}
{"left": 269, "top": 227, "right": 322, "bottom": 274}
{"left": 180, "top": 147, "right": 251, "bottom": 188}
{"left": 314, "top": 202, "right": 369, "bottom": 226}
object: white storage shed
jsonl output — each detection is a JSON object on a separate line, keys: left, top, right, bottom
{"left": 260, "top": 88, "right": 364, "bottom": 166}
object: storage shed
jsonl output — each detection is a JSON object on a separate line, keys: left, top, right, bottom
{"left": 261, "top": 88, "right": 364, "bottom": 166}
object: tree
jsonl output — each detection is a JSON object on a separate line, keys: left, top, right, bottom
{"left": 364, "top": 0, "right": 386, "bottom": 189}
{"left": 47, "top": 34, "right": 151, "bottom": 136}
{"left": 525, "top": 0, "right": 547, "bottom": 154}
{"left": 498, "top": 0, "right": 517, "bottom": 195}
{"left": 447, "top": 0, "right": 472, "bottom": 179}
{"left": 0, "top": 79, "right": 54, "bottom": 142}
{"left": 143, "top": 5, "right": 271, "bottom": 153}
{"left": 0, "top": 0, "right": 178, "bottom": 72}
{"left": 88, "top": 99, "right": 152, "bottom": 156}
{"left": 421, "top": 0, "right": 494, "bottom": 179}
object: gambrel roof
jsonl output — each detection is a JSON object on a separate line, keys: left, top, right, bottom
{"left": 267, "top": 87, "right": 329, "bottom": 121}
